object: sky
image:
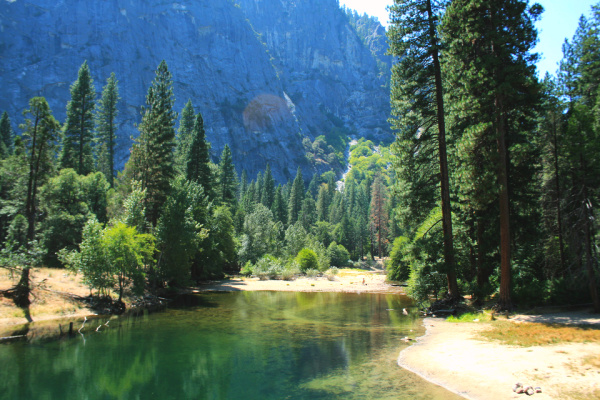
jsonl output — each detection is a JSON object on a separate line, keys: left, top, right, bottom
{"left": 338, "top": 0, "right": 598, "bottom": 77}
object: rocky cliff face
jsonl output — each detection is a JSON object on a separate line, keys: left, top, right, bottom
{"left": 0, "top": 0, "right": 390, "bottom": 182}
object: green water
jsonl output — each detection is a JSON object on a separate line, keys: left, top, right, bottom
{"left": 0, "top": 291, "right": 460, "bottom": 399}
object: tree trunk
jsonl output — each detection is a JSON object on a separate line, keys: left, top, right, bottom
{"left": 496, "top": 95, "right": 512, "bottom": 310}
{"left": 426, "top": 0, "right": 459, "bottom": 300}
{"left": 25, "top": 114, "right": 39, "bottom": 242}
{"left": 581, "top": 164, "right": 600, "bottom": 313}
{"left": 14, "top": 267, "right": 31, "bottom": 308}
{"left": 551, "top": 112, "right": 566, "bottom": 272}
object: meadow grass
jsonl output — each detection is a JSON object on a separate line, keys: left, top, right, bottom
{"left": 446, "top": 311, "right": 493, "bottom": 322}
{"left": 480, "top": 321, "right": 600, "bottom": 346}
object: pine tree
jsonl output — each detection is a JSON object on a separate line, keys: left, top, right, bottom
{"left": 22, "top": 97, "right": 61, "bottom": 241}
{"left": 261, "top": 164, "right": 275, "bottom": 208}
{"left": 59, "top": 61, "right": 96, "bottom": 175}
{"left": 127, "top": 60, "right": 177, "bottom": 226}
{"left": 95, "top": 72, "right": 120, "bottom": 187}
{"left": 287, "top": 167, "right": 304, "bottom": 225}
{"left": 556, "top": 12, "right": 600, "bottom": 311}
{"left": 441, "top": 0, "right": 543, "bottom": 309}
{"left": 316, "top": 183, "right": 330, "bottom": 222}
{"left": 0, "top": 111, "right": 14, "bottom": 159}
{"left": 217, "top": 145, "right": 237, "bottom": 208}
{"left": 369, "top": 176, "right": 389, "bottom": 258}
{"left": 176, "top": 99, "right": 195, "bottom": 172}
{"left": 272, "top": 185, "right": 286, "bottom": 225}
{"left": 186, "top": 112, "right": 212, "bottom": 196}
{"left": 388, "top": 0, "right": 460, "bottom": 299}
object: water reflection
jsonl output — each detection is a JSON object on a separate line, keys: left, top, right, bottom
{"left": 0, "top": 292, "right": 459, "bottom": 399}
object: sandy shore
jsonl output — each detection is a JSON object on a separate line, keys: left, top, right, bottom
{"left": 194, "top": 268, "right": 404, "bottom": 294}
{"left": 1, "top": 267, "right": 401, "bottom": 334}
{"left": 398, "top": 318, "right": 600, "bottom": 400}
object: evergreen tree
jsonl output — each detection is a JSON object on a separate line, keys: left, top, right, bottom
{"left": 127, "top": 60, "right": 177, "bottom": 226}
{"left": 272, "top": 185, "right": 287, "bottom": 225}
{"left": 316, "top": 183, "right": 330, "bottom": 221}
{"left": 156, "top": 177, "right": 208, "bottom": 287}
{"left": 217, "top": 145, "right": 238, "bottom": 208}
{"left": 287, "top": 167, "right": 305, "bottom": 225}
{"left": 59, "top": 61, "right": 96, "bottom": 175}
{"left": 95, "top": 72, "right": 120, "bottom": 187}
{"left": 388, "top": 0, "right": 459, "bottom": 299}
{"left": 186, "top": 112, "right": 212, "bottom": 196}
{"left": 369, "top": 176, "right": 389, "bottom": 258}
{"left": 298, "top": 195, "right": 317, "bottom": 231}
{"left": 22, "top": 97, "right": 61, "bottom": 241}
{"left": 441, "top": 0, "right": 543, "bottom": 309}
{"left": 0, "top": 111, "right": 14, "bottom": 158}
{"left": 261, "top": 163, "right": 275, "bottom": 208}
{"left": 176, "top": 99, "right": 195, "bottom": 172}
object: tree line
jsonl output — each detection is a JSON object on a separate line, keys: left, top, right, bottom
{"left": 0, "top": 60, "right": 398, "bottom": 305}
{"left": 387, "top": 0, "right": 600, "bottom": 312}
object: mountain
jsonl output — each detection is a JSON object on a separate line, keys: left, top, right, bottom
{"left": 0, "top": 0, "right": 391, "bottom": 182}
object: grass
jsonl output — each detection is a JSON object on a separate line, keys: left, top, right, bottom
{"left": 447, "top": 312, "right": 493, "bottom": 322}
{"left": 480, "top": 321, "right": 600, "bottom": 346}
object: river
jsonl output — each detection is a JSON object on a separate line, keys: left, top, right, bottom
{"left": 0, "top": 291, "right": 460, "bottom": 399}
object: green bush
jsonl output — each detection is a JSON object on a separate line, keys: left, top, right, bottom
{"left": 253, "top": 254, "right": 283, "bottom": 280}
{"left": 325, "top": 267, "right": 339, "bottom": 281}
{"left": 240, "top": 261, "right": 253, "bottom": 276}
{"left": 327, "top": 242, "right": 350, "bottom": 267}
{"left": 387, "top": 236, "right": 410, "bottom": 281}
{"left": 305, "top": 268, "right": 320, "bottom": 278}
{"left": 295, "top": 248, "right": 318, "bottom": 272}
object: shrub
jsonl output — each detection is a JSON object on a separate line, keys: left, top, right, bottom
{"left": 325, "top": 267, "right": 339, "bottom": 281}
{"left": 305, "top": 268, "right": 320, "bottom": 278}
{"left": 253, "top": 254, "right": 283, "bottom": 280}
{"left": 295, "top": 248, "right": 318, "bottom": 271}
{"left": 387, "top": 236, "right": 410, "bottom": 281}
{"left": 240, "top": 261, "right": 253, "bottom": 276}
{"left": 327, "top": 242, "right": 350, "bottom": 268}
{"left": 281, "top": 260, "right": 301, "bottom": 281}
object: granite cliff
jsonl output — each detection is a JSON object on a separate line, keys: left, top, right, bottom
{"left": 0, "top": 0, "right": 391, "bottom": 182}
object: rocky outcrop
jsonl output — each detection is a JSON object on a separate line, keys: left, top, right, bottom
{"left": 0, "top": 0, "right": 391, "bottom": 182}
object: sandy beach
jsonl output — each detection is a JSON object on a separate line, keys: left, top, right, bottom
{"left": 0, "top": 266, "right": 400, "bottom": 333}
{"left": 398, "top": 317, "right": 600, "bottom": 400}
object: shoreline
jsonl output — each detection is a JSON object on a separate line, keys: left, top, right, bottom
{"left": 397, "top": 317, "right": 600, "bottom": 400}
{"left": 1, "top": 267, "right": 401, "bottom": 335}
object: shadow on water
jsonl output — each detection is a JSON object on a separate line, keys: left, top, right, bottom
{"left": 167, "top": 293, "right": 222, "bottom": 310}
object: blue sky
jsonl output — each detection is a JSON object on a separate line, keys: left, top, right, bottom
{"left": 338, "top": 0, "right": 598, "bottom": 77}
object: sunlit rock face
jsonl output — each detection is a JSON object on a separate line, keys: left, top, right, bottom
{"left": 0, "top": 0, "right": 390, "bottom": 182}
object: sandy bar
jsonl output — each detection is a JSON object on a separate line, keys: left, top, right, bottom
{"left": 194, "top": 270, "right": 405, "bottom": 294}
{"left": 398, "top": 318, "right": 600, "bottom": 400}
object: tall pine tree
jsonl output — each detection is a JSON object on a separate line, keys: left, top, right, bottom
{"left": 217, "top": 145, "right": 237, "bottom": 208}
{"left": 388, "top": 0, "right": 459, "bottom": 299}
{"left": 186, "top": 112, "right": 212, "bottom": 197}
{"left": 441, "top": 0, "right": 542, "bottom": 309}
{"left": 59, "top": 61, "right": 96, "bottom": 175}
{"left": 287, "top": 167, "right": 305, "bottom": 226}
{"left": 127, "top": 60, "right": 177, "bottom": 226}
{"left": 0, "top": 111, "right": 14, "bottom": 159}
{"left": 95, "top": 72, "right": 120, "bottom": 187}
{"left": 176, "top": 99, "right": 195, "bottom": 173}
{"left": 22, "top": 97, "right": 60, "bottom": 241}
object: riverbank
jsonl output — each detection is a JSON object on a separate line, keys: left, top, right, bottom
{"left": 194, "top": 268, "right": 404, "bottom": 294}
{"left": 0, "top": 266, "right": 400, "bottom": 335}
{"left": 398, "top": 317, "right": 600, "bottom": 400}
